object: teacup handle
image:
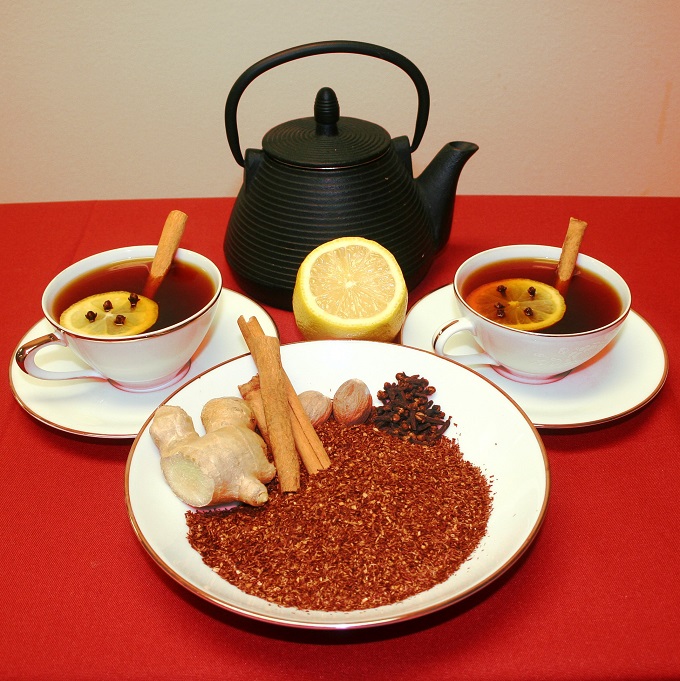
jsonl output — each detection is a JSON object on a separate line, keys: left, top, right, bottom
{"left": 432, "top": 318, "right": 500, "bottom": 368}
{"left": 15, "top": 332, "right": 103, "bottom": 381}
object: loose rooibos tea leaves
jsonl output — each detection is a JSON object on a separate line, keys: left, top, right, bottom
{"left": 186, "top": 420, "right": 492, "bottom": 612}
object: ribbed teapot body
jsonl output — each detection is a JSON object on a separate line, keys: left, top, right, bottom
{"left": 224, "top": 148, "right": 436, "bottom": 310}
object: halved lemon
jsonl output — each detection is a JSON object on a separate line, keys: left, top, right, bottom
{"left": 59, "top": 291, "right": 159, "bottom": 337}
{"left": 292, "top": 237, "right": 408, "bottom": 341}
{"left": 465, "top": 278, "right": 566, "bottom": 331}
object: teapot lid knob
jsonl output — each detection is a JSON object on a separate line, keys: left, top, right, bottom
{"left": 314, "top": 87, "right": 339, "bottom": 135}
{"left": 262, "top": 85, "right": 390, "bottom": 168}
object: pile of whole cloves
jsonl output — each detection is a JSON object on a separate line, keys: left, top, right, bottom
{"left": 373, "top": 372, "right": 451, "bottom": 444}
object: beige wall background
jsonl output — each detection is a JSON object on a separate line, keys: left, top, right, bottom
{"left": 1, "top": 1, "right": 678, "bottom": 203}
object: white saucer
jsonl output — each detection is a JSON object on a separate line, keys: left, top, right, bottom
{"left": 9, "top": 289, "right": 278, "bottom": 439}
{"left": 401, "top": 285, "right": 668, "bottom": 429}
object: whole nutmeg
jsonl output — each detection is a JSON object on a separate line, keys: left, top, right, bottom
{"left": 333, "top": 379, "right": 373, "bottom": 425}
{"left": 298, "top": 390, "right": 333, "bottom": 427}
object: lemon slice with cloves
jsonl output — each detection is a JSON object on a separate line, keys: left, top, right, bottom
{"left": 59, "top": 291, "right": 159, "bottom": 337}
{"left": 465, "top": 278, "right": 566, "bottom": 332}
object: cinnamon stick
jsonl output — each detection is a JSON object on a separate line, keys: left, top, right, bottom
{"left": 239, "top": 316, "right": 331, "bottom": 472}
{"left": 237, "top": 317, "right": 300, "bottom": 492}
{"left": 290, "top": 407, "right": 328, "bottom": 474}
{"left": 142, "top": 210, "right": 188, "bottom": 299}
{"left": 238, "top": 376, "right": 270, "bottom": 446}
{"left": 240, "top": 374, "right": 326, "bottom": 474}
{"left": 555, "top": 217, "right": 588, "bottom": 297}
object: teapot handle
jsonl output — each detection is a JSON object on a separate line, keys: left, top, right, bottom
{"left": 225, "top": 40, "right": 430, "bottom": 167}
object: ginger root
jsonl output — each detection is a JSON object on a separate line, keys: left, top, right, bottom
{"left": 150, "top": 401, "right": 276, "bottom": 508}
{"left": 200, "top": 396, "right": 256, "bottom": 432}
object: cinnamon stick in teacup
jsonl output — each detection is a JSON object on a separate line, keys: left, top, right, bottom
{"left": 555, "top": 217, "right": 587, "bottom": 296}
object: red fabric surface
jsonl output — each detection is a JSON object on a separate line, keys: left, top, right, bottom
{"left": 1, "top": 196, "right": 678, "bottom": 681}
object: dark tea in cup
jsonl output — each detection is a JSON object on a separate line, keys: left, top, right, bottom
{"left": 52, "top": 258, "right": 216, "bottom": 333}
{"left": 461, "top": 257, "right": 623, "bottom": 334}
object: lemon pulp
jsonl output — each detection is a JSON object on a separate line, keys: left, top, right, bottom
{"left": 59, "top": 291, "right": 159, "bottom": 337}
{"left": 292, "top": 237, "right": 407, "bottom": 341}
{"left": 465, "top": 278, "right": 566, "bottom": 331}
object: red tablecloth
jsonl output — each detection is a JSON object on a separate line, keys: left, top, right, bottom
{"left": 1, "top": 196, "right": 678, "bottom": 681}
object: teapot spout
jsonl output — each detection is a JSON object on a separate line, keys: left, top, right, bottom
{"left": 417, "top": 141, "right": 478, "bottom": 251}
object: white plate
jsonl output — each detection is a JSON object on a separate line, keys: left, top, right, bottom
{"left": 126, "top": 340, "right": 548, "bottom": 629}
{"left": 401, "top": 285, "right": 668, "bottom": 429}
{"left": 9, "top": 289, "right": 277, "bottom": 438}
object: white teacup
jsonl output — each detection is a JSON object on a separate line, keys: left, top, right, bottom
{"left": 432, "top": 245, "right": 631, "bottom": 384}
{"left": 15, "top": 246, "right": 222, "bottom": 392}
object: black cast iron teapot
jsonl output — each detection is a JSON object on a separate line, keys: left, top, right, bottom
{"left": 224, "top": 40, "right": 478, "bottom": 309}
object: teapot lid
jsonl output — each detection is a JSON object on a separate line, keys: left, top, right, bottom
{"left": 262, "top": 87, "right": 391, "bottom": 168}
